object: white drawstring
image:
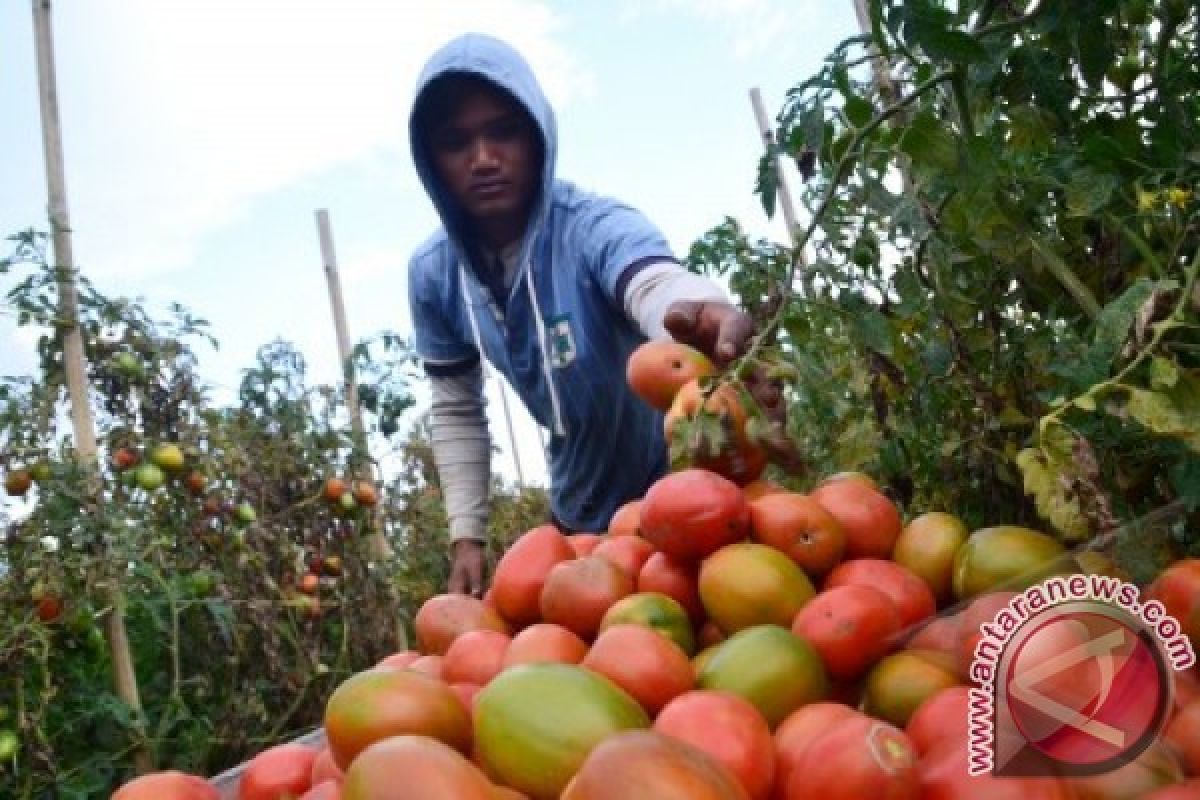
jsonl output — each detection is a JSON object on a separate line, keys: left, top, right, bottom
{"left": 524, "top": 258, "right": 567, "bottom": 438}
{"left": 458, "top": 260, "right": 565, "bottom": 441}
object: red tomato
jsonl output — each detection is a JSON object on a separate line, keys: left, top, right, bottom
{"left": 111, "top": 771, "right": 218, "bottom": 800}
{"left": 655, "top": 690, "right": 775, "bottom": 800}
{"left": 791, "top": 585, "right": 902, "bottom": 681}
{"left": 238, "top": 743, "right": 319, "bottom": 800}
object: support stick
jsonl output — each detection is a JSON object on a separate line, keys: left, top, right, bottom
{"left": 31, "top": 0, "right": 151, "bottom": 774}
{"left": 315, "top": 209, "right": 392, "bottom": 562}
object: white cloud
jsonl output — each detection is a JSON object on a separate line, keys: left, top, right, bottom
{"left": 48, "top": 0, "right": 587, "bottom": 281}
{"left": 619, "top": 0, "right": 828, "bottom": 60}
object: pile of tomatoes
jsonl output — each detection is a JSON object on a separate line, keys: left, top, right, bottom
{"left": 112, "top": 342, "right": 1200, "bottom": 800}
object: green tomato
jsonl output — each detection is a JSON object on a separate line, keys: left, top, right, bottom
{"left": 109, "top": 352, "right": 145, "bottom": 380}
{"left": 233, "top": 502, "right": 257, "bottom": 525}
{"left": 134, "top": 463, "right": 166, "bottom": 491}
{"left": 186, "top": 571, "right": 216, "bottom": 597}
{"left": 0, "top": 729, "right": 17, "bottom": 761}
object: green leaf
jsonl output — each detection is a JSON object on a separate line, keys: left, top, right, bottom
{"left": 902, "top": 0, "right": 987, "bottom": 63}
{"left": 1121, "top": 376, "right": 1200, "bottom": 452}
{"left": 898, "top": 111, "right": 959, "bottom": 173}
{"left": 1150, "top": 357, "right": 1179, "bottom": 390}
{"left": 844, "top": 93, "right": 874, "bottom": 128}
{"left": 1091, "top": 279, "right": 1157, "bottom": 365}
{"left": 854, "top": 309, "right": 893, "bottom": 356}
{"left": 1064, "top": 168, "right": 1117, "bottom": 217}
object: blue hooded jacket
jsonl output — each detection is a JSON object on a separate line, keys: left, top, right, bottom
{"left": 407, "top": 33, "right": 672, "bottom": 531}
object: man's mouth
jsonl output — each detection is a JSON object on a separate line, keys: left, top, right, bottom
{"left": 470, "top": 180, "right": 511, "bottom": 197}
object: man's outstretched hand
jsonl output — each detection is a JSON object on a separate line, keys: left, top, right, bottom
{"left": 448, "top": 539, "right": 486, "bottom": 597}
{"left": 662, "top": 299, "right": 803, "bottom": 473}
{"left": 662, "top": 300, "right": 755, "bottom": 368}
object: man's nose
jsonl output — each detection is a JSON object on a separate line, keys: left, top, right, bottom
{"left": 469, "top": 137, "right": 500, "bottom": 170}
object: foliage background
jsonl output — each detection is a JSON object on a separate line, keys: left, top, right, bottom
{"left": 1, "top": 0, "right": 1198, "bottom": 795}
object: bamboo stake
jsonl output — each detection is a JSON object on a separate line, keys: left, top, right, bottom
{"left": 748, "top": 87, "right": 803, "bottom": 248}
{"left": 493, "top": 376, "right": 527, "bottom": 489}
{"left": 851, "top": 0, "right": 913, "bottom": 196}
{"left": 30, "top": 0, "right": 152, "bottom": 774}
{"left": 314, "top": 209, "right": 394, "bottom": 562}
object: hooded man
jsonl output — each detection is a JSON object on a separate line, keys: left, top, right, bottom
{"left": 407, "top": 33, "right": 773, "bottom": 595}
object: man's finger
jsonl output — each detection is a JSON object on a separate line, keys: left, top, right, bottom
{"left": 662, "top": 300, "right": 703, "bottom": 343}
{"left": 715, "top": 313, "right": 754, "bottom": 364}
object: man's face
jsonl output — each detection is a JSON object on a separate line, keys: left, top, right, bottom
{"left": 427, "top": 82, "right": 540, "bottom": 242}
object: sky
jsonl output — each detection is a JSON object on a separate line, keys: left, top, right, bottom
{"left": 0, "top": 0, "right": 860, "bottom": 489}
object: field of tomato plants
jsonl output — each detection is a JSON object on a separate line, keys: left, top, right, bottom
{"left": 6, "top": 0, "right": 1200, "bottom": 798}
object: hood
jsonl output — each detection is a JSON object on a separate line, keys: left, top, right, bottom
{"left": 408, "top": 33, "right": 558, "bottom": 263}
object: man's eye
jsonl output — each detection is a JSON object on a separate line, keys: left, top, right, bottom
{"left": 433, "top": 132, "right": 469, "bottom": 152}
{"left": 490, "top": 120, "right": 524, "bottom": 141}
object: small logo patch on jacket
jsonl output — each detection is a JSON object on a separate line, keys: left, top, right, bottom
{"left": 547, "top": 314, "right": 576, "bottom": 368}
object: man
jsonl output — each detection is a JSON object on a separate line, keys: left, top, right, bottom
{"left": 407, "top": 33, "right": 773, "bottom": 596}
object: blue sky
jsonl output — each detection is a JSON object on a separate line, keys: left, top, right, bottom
{"left": 0, "top": 0, "right": 859, "bottom": 487}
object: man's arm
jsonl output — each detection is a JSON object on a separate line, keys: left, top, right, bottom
{"left": 427, "top": 359, "right": 490, "bottom": 595}
{"left": 623, "top": 261, "right": 729, "bottom": 341}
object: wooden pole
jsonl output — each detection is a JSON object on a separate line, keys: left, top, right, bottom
{"left": 30, "top": 0, "right": 152, "bottom": 774}
{"left": 851, "top": 0, "right": 912, "bottom": 195}
{"left": 493, "top": 377, "right": 527, "bottom": 490}
{"left": 314, "top": 209, "right": 394, "bottom": 562}
{"left": 748, "top": 87, "right": 803, "bottom": 248}
{"left": 851, "top": 0, "right": 899, "bottom": 105}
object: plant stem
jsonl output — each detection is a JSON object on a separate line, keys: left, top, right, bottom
{"left": 1029, "top": 239, "right": 1102, "bottom": 320}
{"left": 734, "top": 68, "right": 955, "bottom": 379}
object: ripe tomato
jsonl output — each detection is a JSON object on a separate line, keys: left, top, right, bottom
{"left": 502, "top": 623, "right": 589, "bottom": 667}
{"left": 540, "top": 555, "right": 634, "bottom": 639}
{"left": 774, "top": 704, "right": 861, "bottom": 796}
{"left": 904, "top": 686, "right": 971, "bottom": 756}
{"left": 791, "top": 585, "right": 902, "bottom": 681}
{"left": 341, "top": 735, "right": 496, "bottom": 800}
{"left": 238, "top": 743, "right": 319, "bottom": 800}
{"left": 111, "top": 771, "right": 218, "bottom": 800}
{"left": 569, "top": 533, "right": 604, "bottom": 557}
{"left": 638, "top": 551, "right": 705, "bottom": 625}
{"left": 785, "top": 713, "right": 919, "bottom": 800}
{"left": 655, "top": 690, "right": 775, "bottom": 800}
{"left": 640, "top": 469, "right": 750, "bottom": 563}
{"left": 1164, "top": 699, "right": 1200, "bottom": 776}
{"left": 413, "top": 593, "right": 509, "bottom": 656}
{"left": 607, "top": 499, "right": 643, "bottom": 537}
{"left": 310, "top": 747, "right": 344, "bottom": 786}
{"left": 442, "top": 629, "right": 511, "bottom": 687}
{"left": 490, "top": 525, "right": 575, "bottom": 627}
{"left": 1145, "top": 559, "right": 1200, "bottom": 652}
{"left": 825, "top": 559, "right": 936, "bottom": 630}
{"left": 323, "top": 667, "right": 472, "bottom": 770}
{"left": 626, "top": 340, "right": 716, "bottom": 412}
{"left": 299, "top": 780, "right": 342, "bottom": 800}
{"left": 809, "top": 479, "right": 902, "bottom": 560}
{"left": 561, "top": 730, "right": 748, "bottom": 800}
{"left": 919, "top": 739, "right": 1075, "bottom": 800}
{"left": 583, "top": 624, "right": 695, "bottom": 715}
{"left": 591, "top": 535, "right": 655, "bottom": 580}
{"left": 748, "top": 492, "right": 846, "bottom": 579}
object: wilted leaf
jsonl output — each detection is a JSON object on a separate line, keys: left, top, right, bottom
{"left": 1016, "top": 447, "right": 1090, "bottom": 542}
